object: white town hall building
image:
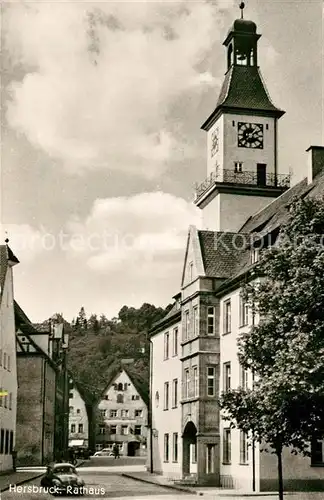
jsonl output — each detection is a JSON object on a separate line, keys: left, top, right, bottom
{"left": 148, "top": 9, "right": 324, "bottom": 492}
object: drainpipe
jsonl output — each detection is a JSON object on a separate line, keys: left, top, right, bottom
{"left": 149, "top": 337, "right": 153, "bottom": 473}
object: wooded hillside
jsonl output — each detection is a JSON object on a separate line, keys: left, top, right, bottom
{"left": 40, "top": 303, "right": 171, "bottom": 404}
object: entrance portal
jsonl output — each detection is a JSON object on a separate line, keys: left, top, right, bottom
{"left": 127, "top": 441, "right": 140, "bottom": 457}
{"left": 182, "top": 421, "right": 197, "bottom": 477}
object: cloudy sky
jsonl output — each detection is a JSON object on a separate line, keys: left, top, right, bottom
{"left": 1, "top": 0, "right": 323, "bottom": 322}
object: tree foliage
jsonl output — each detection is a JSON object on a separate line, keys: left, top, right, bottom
{"left": 42, "top": 302, "right": 170, "bottom": 404}
{"left": 219, "top": 197, "right": 324, "bottom": 499}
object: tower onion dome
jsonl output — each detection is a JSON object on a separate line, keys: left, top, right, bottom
{"left": 233, "top": 18, "right": 257, "bottom": 33}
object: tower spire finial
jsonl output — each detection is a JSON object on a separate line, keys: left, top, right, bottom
{"left": 239, "top": 1, "right": 245, "bottom": 19}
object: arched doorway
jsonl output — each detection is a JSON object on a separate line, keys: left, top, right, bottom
{"left": 182, "top": 421, "right": 197, "bottom": 477}
{"left": 127, "top": 441, "right": 140, "bottom": 457}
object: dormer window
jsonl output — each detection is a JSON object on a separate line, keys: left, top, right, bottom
{"left": 251, "top": 247, "right": 260, "bottom": 264}
{"left": 234, "top": 162, "right": 243, "bottom": 173}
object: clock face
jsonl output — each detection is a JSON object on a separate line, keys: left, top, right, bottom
{"left": 211, "top": 128, "right": 219, "bottom": 157}
{"left": 238, "top": 122, "right": 264, "bottom": 149}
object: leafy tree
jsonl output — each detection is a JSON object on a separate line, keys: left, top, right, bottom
{"left": 220, "top": 197, "right": 324, "bottom": 500}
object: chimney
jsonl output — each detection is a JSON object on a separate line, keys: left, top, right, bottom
{"left": 307, "top": 146, "right": 324, "bottom": 184}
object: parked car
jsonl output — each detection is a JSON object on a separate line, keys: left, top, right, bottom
{"left": 92, "top": 449, "right": 112, "bottom": 457}
{"left": 40, "top": 463, "right": 85, "bottom": 495}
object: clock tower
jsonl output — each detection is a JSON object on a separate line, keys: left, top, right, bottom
{"left": 195, "top": 4, "right": 290, "bottom": 232}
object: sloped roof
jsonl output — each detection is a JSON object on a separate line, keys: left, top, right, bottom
{"left": 202, "top": 66, "right": 284, "bottom": 129}
{"left": 98, "top": 363, "right": 149, "bottom": 407}
{"left": 198, "top": 231, "right": 250, "bottom": 278}
{"left": 239, "top": 174, "right": 324, "bottom": 235}
{"left": 150, "top": 302, "right": 181, "bottom": 332}
{"left": 0, "top": 245, "right": 19, "bottom": 304}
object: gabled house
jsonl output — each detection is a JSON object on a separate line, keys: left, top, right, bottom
{"left": 96, "top": 363, "right": 148, "bottom": 457}
{"left": 15, "top": 303, "right": 56, "bottom": 466}
{"left": 0, "top": 242, "right": 19, "bottom": 472}
{"left": 68, "top": 376, "right": 89, "bottom": 450}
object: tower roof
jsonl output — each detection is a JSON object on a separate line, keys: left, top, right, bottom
{"left": 201, "top": 65, "right": 285, "bottom": 131}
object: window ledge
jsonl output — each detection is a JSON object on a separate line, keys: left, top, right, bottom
{"left": 172, "top": 461, "right": 178, "bottom": 463}
{"left": 311, "top": 464, "right": 324, "bottom": 467}
{"left": 222, "top": 462, "right": 231, "bottom": 465}
{"left": 223, "top": 331, "right": 231, "bottom": 335}
{"left": 239, "top": 463, "right": 249, "bottom": 466}
{"left": 163, "top": 461, "right": 169, "bottom": 463}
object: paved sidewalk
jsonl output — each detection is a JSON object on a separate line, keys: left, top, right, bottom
{"left": 121, "top": 472, "right": 323, "bottom": 498}
{"left": 0, "top": 471, "right": 44, "bottom": 492}
{"left": 0, "top": 459, "right": 85, "bottom": 492}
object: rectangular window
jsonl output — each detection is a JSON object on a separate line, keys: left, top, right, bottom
{"left": 184, "top": 369, "right": 190, "bottom": 399}
{"left": 5, "top": 430, "right": 9, "bottom": 455}
{"left": 164, "top": 433, "right": 169, "bottom": 462}
{"left": 251, "top": 247, "right": 259, "bottom": 264}
{"left": 239, "top": 364, "right": 248, "bottom": 390}
{"left": 207, "top": 366, "right": 216, "bottom": 397}
{"left": 223, "top": 428, "right": 231, "bottom": 464}
{"left": 134, "top": 425, "right": 141, "bottom": 435}
{"left": 223, "top": 362, "right": 231, "bottom": 392}
{"left": 98, "top": 425, "right": 105, "bottom": 435}
{"left": 9, "top": 393, "right": 12, "bottom": 410}
{"left": 240, "top": 431, "right": 249, "bottom": 464}
{"left": 206, "top": 444, "right": 215, "bottom": 473}
{"left": 121, "top": 409, "right": 129, "bottom": 418}
{"left": 104, "top": 395, "right": 109, "bottom": 400}
{"left": 121, "top": 425, "right": 128, "bottom": 435}
{"left": 172, "top": 378, "right": 178, "bottom": 408}
{"left": 9, "top": 431, "right": 13, "bottom": 454}
{"left": 69, "top": 392, "right": 73, "bottom": 399}
{"left": 223, "top": 300, "right": 231, "bottom": 334}
{"left": 71, "top": 424, "right": 76, "bottom": 433}
{"left": 4, "top": 395, "right": 7, "bottom": 408}
{"left": 189, "top": 262, "right": 193, "bottom": 281}
{"left": 184, "top": 311, "right": 190, "bottom": 340}
{"left": 193, "top": 306, "right": 199, "bottom": 336}
{"left": 193, "top": 367, "right": 198, "bottom": 397}
{"left": 207, "top": 306, "right": 215, "bottom": 335}
{"left": 239, "top": 294, "right": 249, "bottom": 327}
{"left": 234, "top": 161, "right": 243, "bottom": 173}
{"left": 69, "top": 406, "right": 74, "bottom": 413}
{"left": 134, "top": 409, "right": 142, "bottom": 418}
{"left": 173, "top": 433, "right": 178, "bottom": 462}
{"left": 78, "top": 424, "right": 84, "bottom": 433}
{"left": 164, "top": 332, "right": 169, "bottom": 360}
{"left": 3, "top": 353, "right": 7, "bottom": 370}
{"left": 172, "top": 328, "right": 178, "bottom": 356}
{"left": 99, "top": 409, "right": 106, "bottom": 418}
{"left": 7, "top": 355, "right": 10, "bottom": 372}
{"left": 110, "top": 425, "right": 117, "bottom": 434}
{"left": 110, "top": 410, "right": 117, "bottom": 418}
{"left": 0, "top": 429, "right": 4, "bottom": 453}
{"left": 76, "top": 409, "right": 80, "bottom": 414}
{"left": 164, "top": 382, "right": 169, "bottom": 410}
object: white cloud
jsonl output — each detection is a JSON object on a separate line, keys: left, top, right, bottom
{"left": 0, "top": 224, "right": 47, "bottom": 262}
{"left": 64, "top": 191, "right": 202, "bottom": 275}
{"left": 4, "top": 0, "right": 235, "bottom": 177}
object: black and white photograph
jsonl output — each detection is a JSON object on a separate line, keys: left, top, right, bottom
{"left": 0, "top": 0, "right": 323, "bottom": 499}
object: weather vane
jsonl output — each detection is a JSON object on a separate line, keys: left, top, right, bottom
{"left": 5, "top": 230, "right": 9, "bottom": 244}
{"left": 239, "top": 1, "right": 245, "bottom": 19}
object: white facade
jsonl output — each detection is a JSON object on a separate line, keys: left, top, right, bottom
{"left": 207, "top": 114, "right": 276, "bottom": 177}
{"left": 68, "top": 385, "right": 89, "bottom": 448}
{"left": 151, "top": 316, "right": 182, "bottom": 478}
{"left": 97, "top": 369, "right": 148, "bottom": 456}
{"left": 219, "top": 288, "right": 261, "bottom": 490}
{"left": 0, "top": 246, "right": 18, "bottom": 472}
